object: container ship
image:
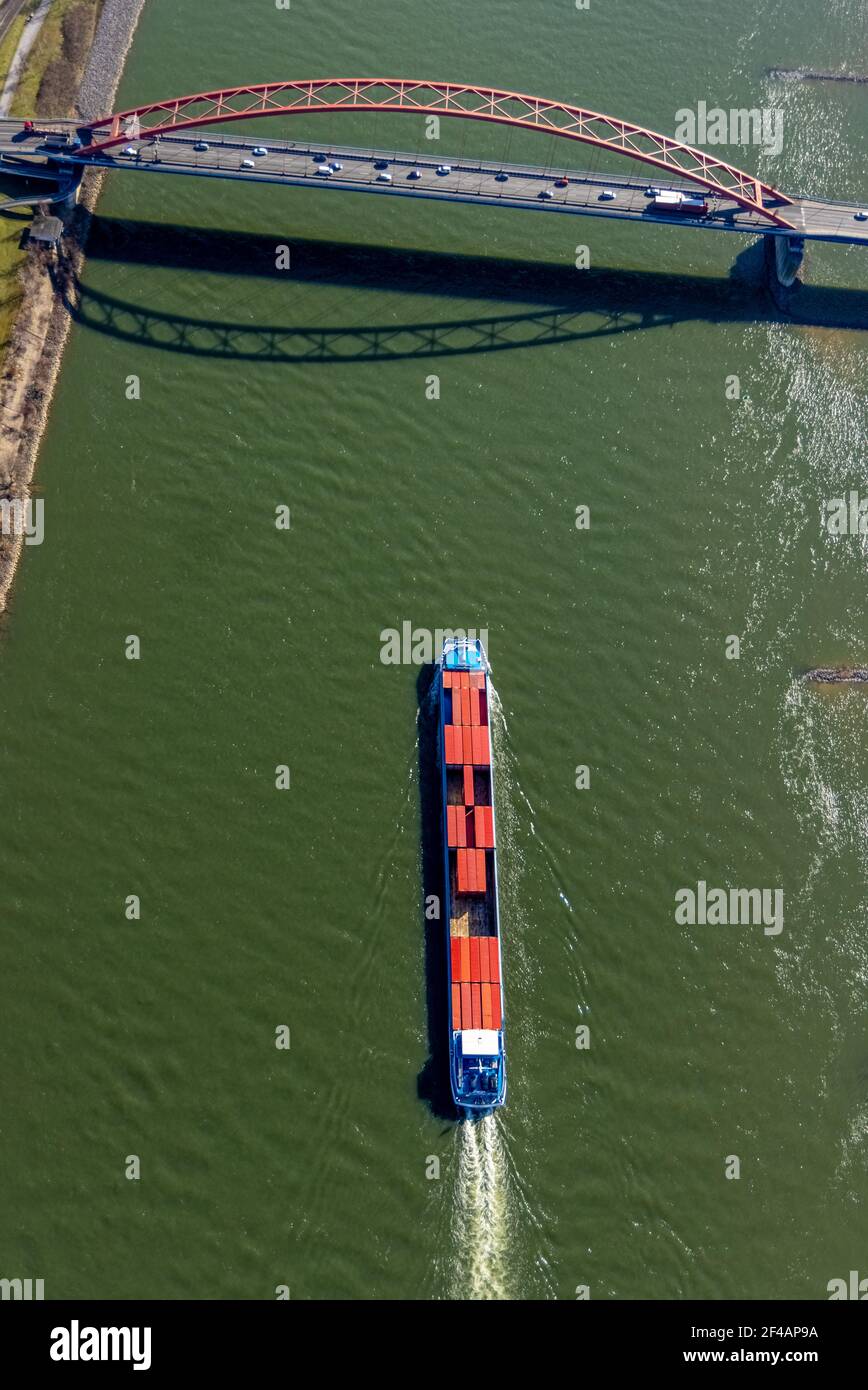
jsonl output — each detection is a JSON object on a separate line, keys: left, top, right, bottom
{"left": 437, "top": 637, "right": 506, "bottom": 1112}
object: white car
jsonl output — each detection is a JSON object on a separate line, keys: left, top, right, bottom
{"left": 121, "top": 145, "right": 138, "bottom": 157}
{"left": 241, "top": 158, "right": 255, "bottom": 169}
{"left": 599, "top": 189, "right": 616, "bottom": 200}
{"left": 316, "top": 164, "right": 333, "bottom": 176}
{"left": 252, "top": 146, "right": 268, "bottom": 156}
{"left": 331, "top": 161, "right": 343, "bottom": 171}
{"left": 436, "top": 164, "right": 452, "bottom": 175}
{"left": 194, "top": 141, "right": 209, "bottom": 152}
{"left": 539, "top": 188, "right": 554, "bottom": 200}
{"left": 376, "top": 171, "right": 392, "bottom": 183}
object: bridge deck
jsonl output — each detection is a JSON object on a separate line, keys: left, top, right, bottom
{"left": 1, "top": 120, "right": 866, "bottom": 246}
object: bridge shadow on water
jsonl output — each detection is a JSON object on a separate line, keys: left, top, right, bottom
{"left": 51, "top": 216, "right": 868, "bottom": 365}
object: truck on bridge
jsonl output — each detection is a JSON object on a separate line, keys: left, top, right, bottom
{"left": 651, "top": 189, "right": 709, "bottom": 216}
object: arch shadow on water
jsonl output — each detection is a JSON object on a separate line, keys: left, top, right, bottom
{"left": 47, "top": 217, "right": 868, "bottom": 366}
{"left": 415, "top": 661, "right": 458, "bottom": 1124}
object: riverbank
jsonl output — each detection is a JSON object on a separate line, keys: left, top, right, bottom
{"left": 0, "top": 0, "right": 147, "bottom": 618}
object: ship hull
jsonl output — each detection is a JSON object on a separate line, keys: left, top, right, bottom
{"left": 437, "top": 638, "right": 506, "bottom": 1112}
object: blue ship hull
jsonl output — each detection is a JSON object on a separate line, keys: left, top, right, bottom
{"left": 437, "top": 637, "right": 506, "bottom": 1113}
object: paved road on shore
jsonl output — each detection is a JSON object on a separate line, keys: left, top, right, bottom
{"left": 0, "top": 0, "right": 52, "bottom": 116}
{"left": 0, "top": 119, "right": 866, "bottom": 244}
{"left": 0, "top": 0, "right": 28, "bottom": 51}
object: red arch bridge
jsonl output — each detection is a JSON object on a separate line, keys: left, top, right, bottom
{"left": 1, "top": 80, "right": 866, "bottom": 252}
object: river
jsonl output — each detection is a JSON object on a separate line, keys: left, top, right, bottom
{"left": 0, "top": 0, "right": 866, "bottom": 1299}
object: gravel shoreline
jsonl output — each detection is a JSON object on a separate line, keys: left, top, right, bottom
{"left": 78, "top": 0, "right": 148, "bottom": 120}
{"left": 0, "top": 0, "right": 149, "bottom": 617}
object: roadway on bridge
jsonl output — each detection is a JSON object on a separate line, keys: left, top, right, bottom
{"left": 0, "top": 120, "right": 866, "bottom": 245}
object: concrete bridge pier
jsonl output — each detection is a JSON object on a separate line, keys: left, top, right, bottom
{"left": 767, "top": 232, "right": 805, "bottom": 288}
{"left": 57, "top": 183, "right": 80, "bottom": 217}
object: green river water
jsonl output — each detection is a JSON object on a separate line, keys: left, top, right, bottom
{"left": 1, "top": 0, "right": 867, "bottom": 1299}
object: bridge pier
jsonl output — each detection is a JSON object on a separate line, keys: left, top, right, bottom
{"left": 766, "top": 232, "right": 805, "bottom": 288}
{"left": 55, "top": 182, "right": 80, "bottom": 218}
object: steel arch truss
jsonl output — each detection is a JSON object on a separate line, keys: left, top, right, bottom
{"left": 83, "top": 79, "right": 795, "bottom": 226}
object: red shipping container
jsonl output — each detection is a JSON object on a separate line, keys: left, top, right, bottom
{"left": 463, "top": 765, "right": 475, "bottom": 806}
{"left": 475, "top": 849, "right": 486, "bottom": 894}
{"left": 462, "top": 728, "right": 474, "bottom": 765}
{"left": 481, "top": 982, "right": 493, "bottom": 1029}
{"left": 474, "top": 806, "right": 492, "bottom": 849}
{"left": 488, "top": 937, "right": 500, "bottom": 983}
{"left": 453, "top": 690, "right": 463, "bottom": 726}
{"left": 490, "top": 990, "right": 502, "bottom": 1030}
{"left": 470, "top": 937, "right": 481, "bottom": 981}
{"left": 461, "top": 688, "right": 471, "bottom": 727}
{"left": 444, "top": 726, "right": 454, "bottom": 764}
{"left": 456, "top": 849, "right": 468, "bottom": 893}
{"left": 471, "top": 984, "right": 482, "bottom": 1030}
{"left": 451, "top": 984, "right": 461, "bottom": 1030}
{"left": 461, "top": 982, "right": 472, "bottom": 1029}
{"left": 470, "top": 688, "right": 481, "bottom": 727}
{"left": 450, "top": 936, "right": 462, "bottom": 980}
{"left": 453, "top": 727, "right": 464, "bottom": 764}
{"left": 472, "top": 727, "right": 490, "bottom": 766}
{"left": 469, "top": 671, "right": 485, "bottom": 689}
{"left": 460, "top": 936, "right": 471, "bottom": 982}
{"left": 484, "top": 936, "right": 495, "bottom": 981}
{"left": 446, "top": 805, "right": 455, "bottom": 846}
{"left": 443, "top": 670, "right": 452, "bottom": 689}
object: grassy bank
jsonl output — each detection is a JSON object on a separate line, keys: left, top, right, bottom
{"left": 0, "top": 0, "right": 104, "bottom": 354}
{"left": 11, "top": 0, "right": 103, "bottom": 117}
{"left": 0, "top": 11, "right": 29, "bottom": 86}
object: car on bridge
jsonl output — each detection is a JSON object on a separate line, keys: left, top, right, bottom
{"left": 241, "top": 158, "right": 255, "bottom": 169}
{"left": 377, "top": 171, "right": 392, "bottom": 183}
{"left": 121, "top": 145, "right": 138, "bottom": 158}
{"left": 436, "top": 165, "right": 452, "bottom": 176}
{"left": 194, "top": 141, "right": 209, "bottom": 152}
{"left": 374, "top": 159, "right": 389, "bottom": 170}
{"left": 539, "top": 189, "right": 554, "bottom": 200}
{"left": 252, "top": 147, "right": 268, "bottom": 157}
{"left": 408, "top": 169, "right": 422, "bottom": 179}
{"left": 316, "top": 165, "right": 333, "bottom": 176}
{"left": 599, "top": 189, "right": 616, "bottom": 200}
{"left": 555, "top": 178, "right": 569, "bottom": 188}
{"left": 40, "top": 132, "right": 82, "bottom": 152}
{"left": 856, "top": 211, "right": 868, "bottom": 221}
{"left": 495, "top": 172, "right": 509, "bottom": 182}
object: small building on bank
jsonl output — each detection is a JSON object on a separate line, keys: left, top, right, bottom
{"left": 28, "top": 216, "right": 64, "bottom": 249}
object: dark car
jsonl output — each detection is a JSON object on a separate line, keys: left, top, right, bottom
{"left": 373, "top": 159, "right": 389, "bottom": 170}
